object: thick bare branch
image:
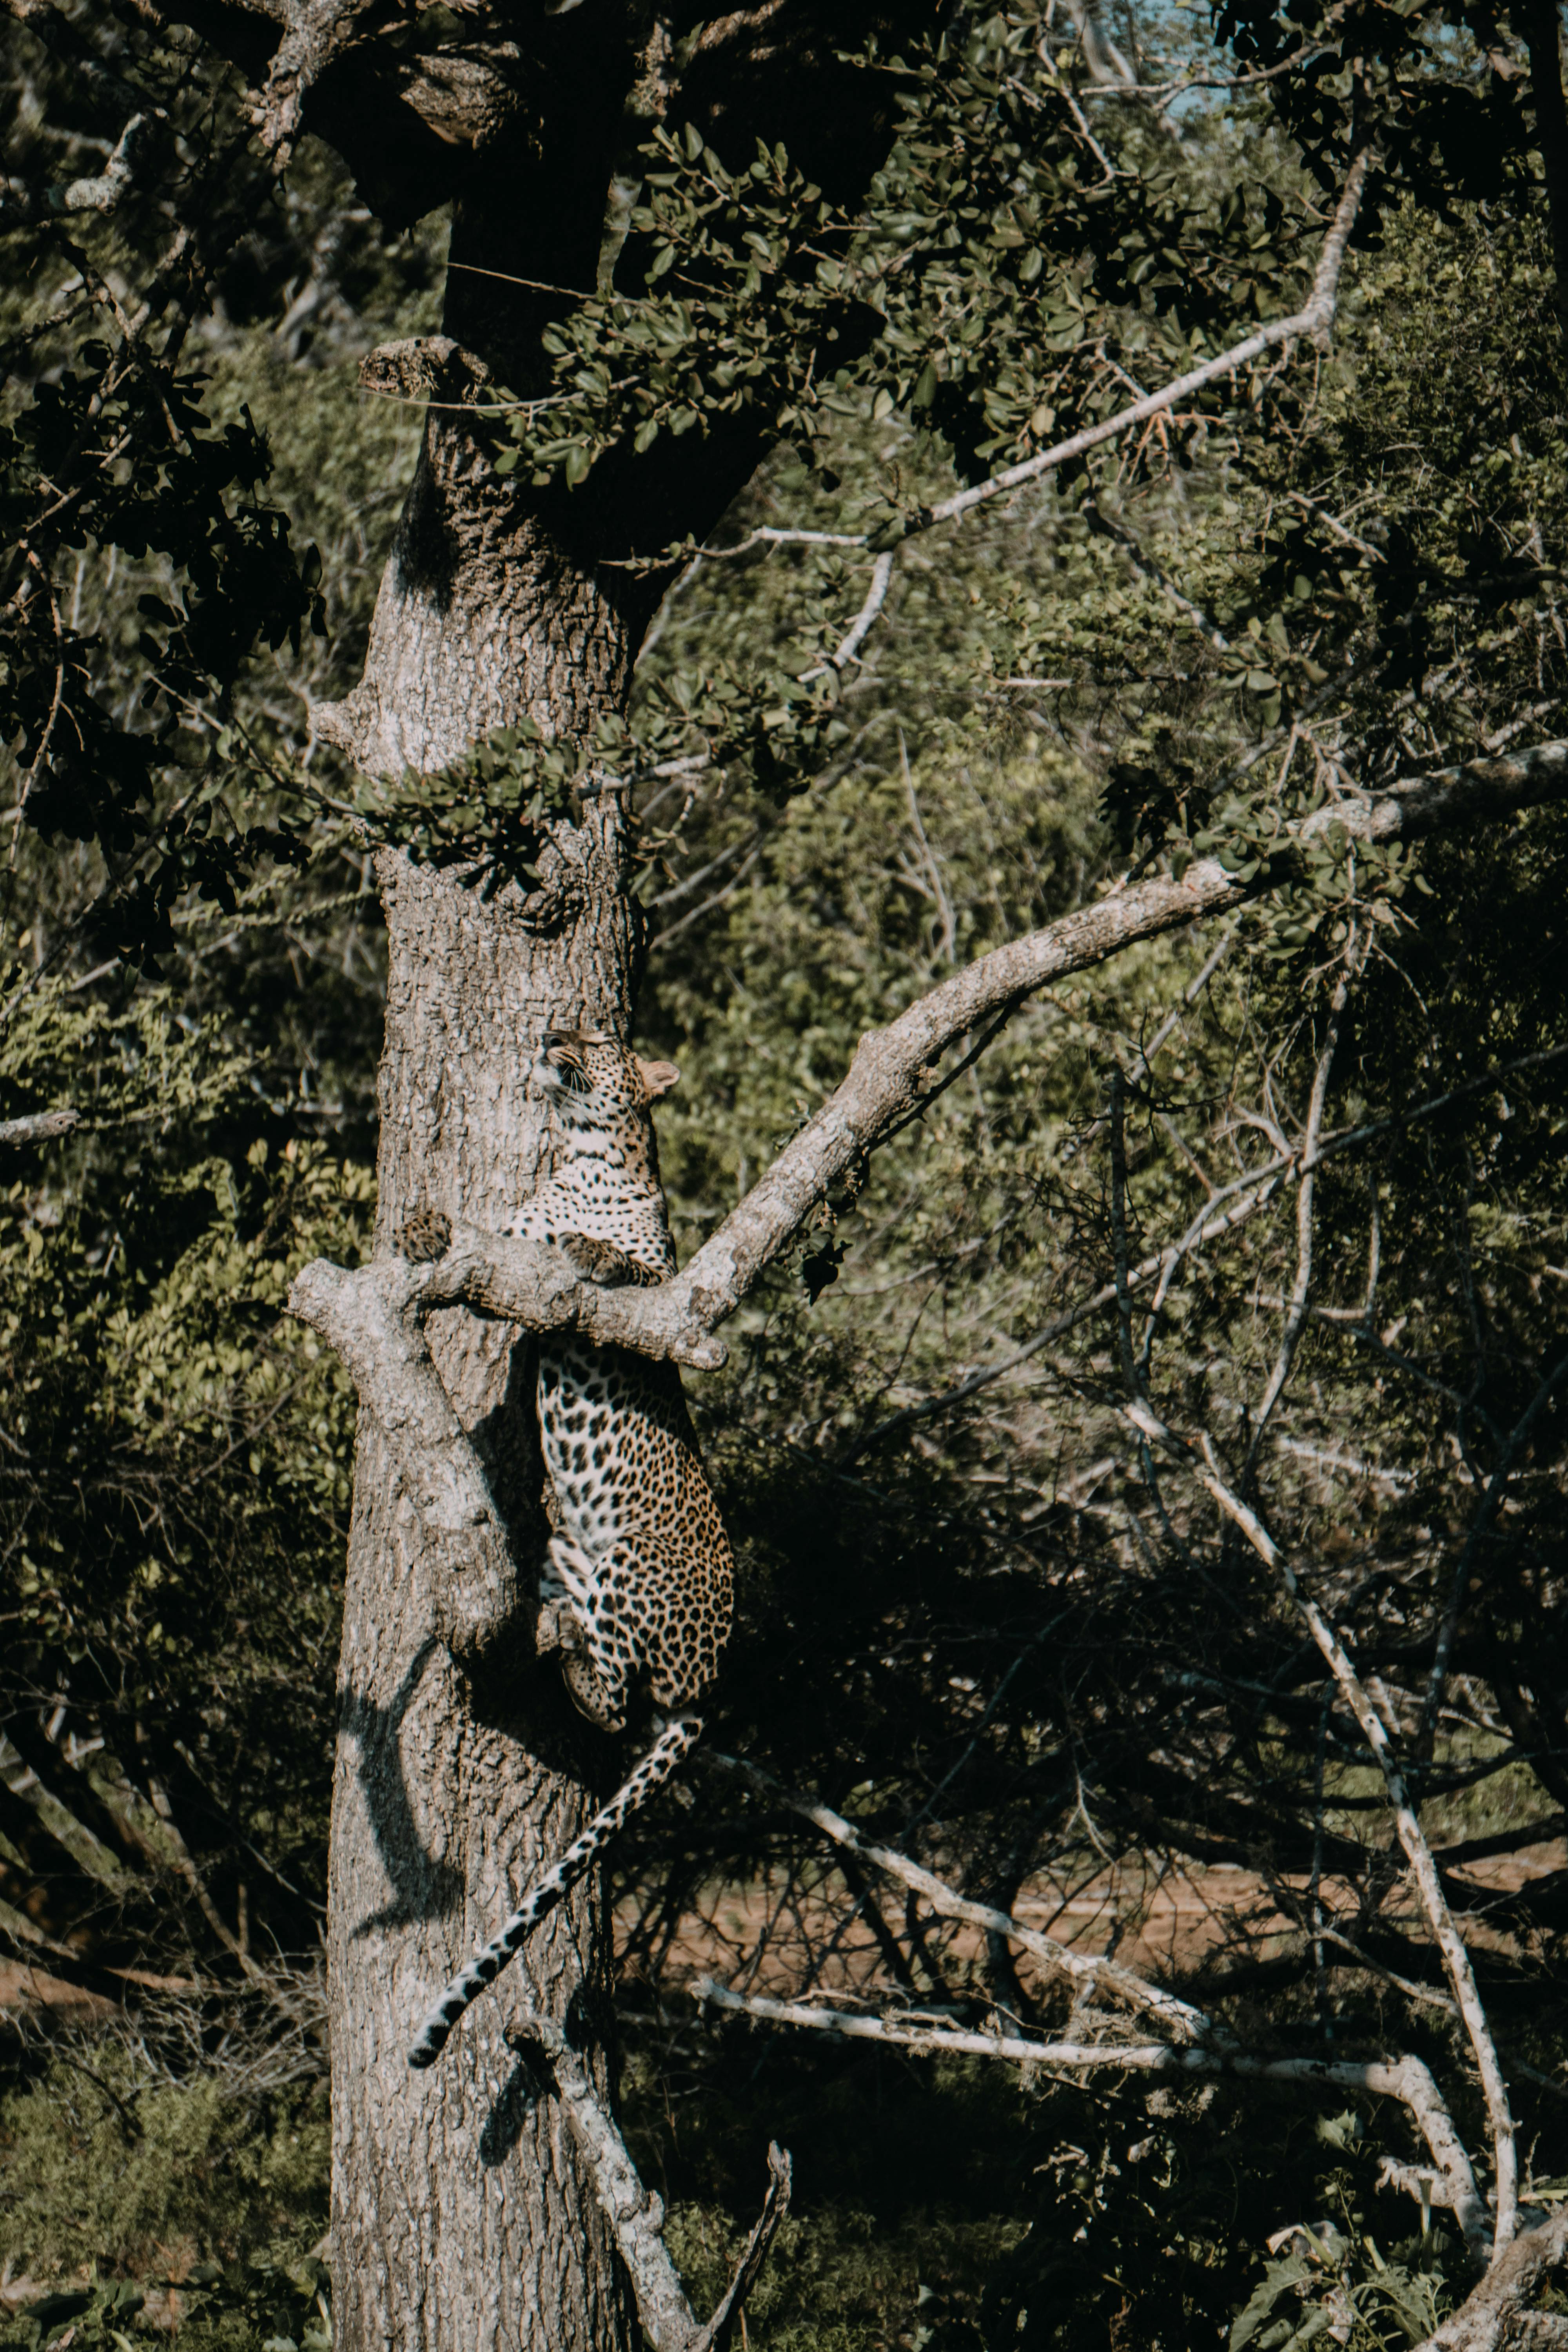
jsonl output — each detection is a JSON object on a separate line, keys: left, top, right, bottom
{"left": 284, "top": 1230, "right": 724, "bottom": 1656}
{"left": 289, "top": 1226, "right": 726, "bottom": 1374}
{"left": 289, "top": 741, "right": 1568, "bottom": 1500}
{"left": 407, "top": 1220, "right": 726, "bottom": 1368}
{"left": 695, "top": 1982, "right": 1487, "bottom": 2252}
{"left": 275, "top": 739, "right": 1568, "bottom": 1701}
{"left": 508, "top": 2006, "right": 789, "bottom": 2352}
{"left": 280, "top": 738, "right": 1568, "bottom": 1682}
{"left": 285, "top": 1256, "right": 518, "bottom": 1662}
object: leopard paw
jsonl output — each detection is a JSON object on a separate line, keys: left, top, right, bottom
{"left": 399, "top": 1207, "right": 453, "bottom": 1263}
{"left": 535, "top": 1599, "right": 571, "bottom": 1658}
{"left": 556, "top": 1231, "right": 634, "bottom": 1286}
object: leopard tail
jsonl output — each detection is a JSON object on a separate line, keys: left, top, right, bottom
{"left": 408, "top": 1714, "right": 702, "bottom": 2069}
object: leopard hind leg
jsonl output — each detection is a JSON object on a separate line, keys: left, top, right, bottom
{"left": 407, "top": 1713, "right": 702, "bottom": 2069}
{"left": 537, "top": 1535, "right": 634, "bottom": 1732}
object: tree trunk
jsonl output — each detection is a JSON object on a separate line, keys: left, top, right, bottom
{"left": 325, "top": 395, "right": 646, "bottom": 2352}
{"left": 274, "top": 15, "right": 922, "bottom": 2333}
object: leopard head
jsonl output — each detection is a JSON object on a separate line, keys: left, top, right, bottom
{"left": 538, "top": 1030, "right": 680, "bottom": 1158}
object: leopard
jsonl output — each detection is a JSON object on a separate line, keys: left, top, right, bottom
{"left": 407, "top": 1028, "right": 734, "bottom": 2068}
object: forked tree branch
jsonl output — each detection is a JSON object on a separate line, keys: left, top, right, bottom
{"left": 702, "top": 144, "right": 1373, "bottom": 573}
{"left": 290, "top": 1222, "right": 724, "bottom": 1377}
{"left": 694, "top": 155, "right": 1370, "bottom": 680}
{"left": 666, "top": 740, "right": 1568, "bottom": 1337}
{"left": 285, "top": 1230, "right": 726, "bottom": 1652}
{"left": 908, "top": 143, "right": 1374, "bottom": 540}
{"left": 507, "top": 2005, "right": 790, "bottom": 2352}
{"left": 0, "top": 111, "right": 154, "bottom": 229}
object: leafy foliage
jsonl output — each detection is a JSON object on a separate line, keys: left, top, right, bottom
{"left": 0, "top": 2043, "right": 327, "bottom": 2293}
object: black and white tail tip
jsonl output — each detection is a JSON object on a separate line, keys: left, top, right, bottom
{"left": 407, "top": 1715, "right": 702, "bottom": 2070}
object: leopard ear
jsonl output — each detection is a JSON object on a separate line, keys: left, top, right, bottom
{"left": 636, "top": 1056, "right": 681, "bottom": 1102}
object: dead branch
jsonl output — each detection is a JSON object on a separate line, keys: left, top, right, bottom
{"left": 0, "top": 1106, "right": 77, "bottom": 1145}
{"left": 285, "top": 1256, "right": 519, "bottom": 1663}
{"left": 0, "top": 1729, "right": 131, "bottom": 1891}
{"left": 699, "top": 147, "right": 1370, "bottom": 568}
{"left": 691, "top": 2145, "right": 794, "bottom": 2352}
{"left": 0, "top": 113, "right": 154, "bottom": 229}
{"left": 405, "top": 1218, "right": 726, "bottom": 1369}
{"left": 508, "top": 2005, "right": 790, "bottom": 2352}
{"left": 1240, "top": 929, "right": 1364, "bottom": 1482}
{"left": 289, "top": 1223, "right": 725, "bottom": 1377}
{"left": 918, "top": 144, "right": 1372, "bottom": 535}
{"left": 694, "top": 1981, "right": 1487, "bottom": 2253}
{"left": 667, "top": 740, "right": 1568, "bottom": 1339}
{"left": 284, "top": 1228, "right": 726, "bottom": 1658}
{"left": 801, "top": 548, "right": 897, "bottom": 679}
{"left": 702, "top": 1747, "right": 1211, "bottom": 2043}
{"left": 1125, "top": 1399, "right": 1519, "bottom": 2252}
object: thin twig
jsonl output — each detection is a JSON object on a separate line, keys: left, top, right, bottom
{"left": 1241, "top": 927, "right": 1363, "bottom": 1486}
{"left": 848, "top": 1025, "right": 1568, "bottom": 1458}
{"left": 1124, "top": 1399, "right": 1519, "bottom": 2253}
{"left": 913, "top": 147, "right": 1374, "bottom": 539}
{"left": 800, "top": 549, "right": 897, "bottom": 679}
{"left": 701, "top": 1748, "right": 1212, "bottom": 2042}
